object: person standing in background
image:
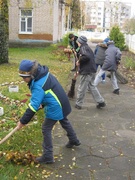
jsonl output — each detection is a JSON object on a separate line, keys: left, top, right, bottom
{"left": 69, "top": 34, "right": 80, "bottom": 71}
{"left": 94, "top": 42, "right": 108, "bottom": 83}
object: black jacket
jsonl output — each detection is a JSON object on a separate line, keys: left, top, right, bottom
{"left": 69, "top": 35, "right": 79, "bottom": 51}
{"left": 79, "top": 43, "right": 96, "bottom": 75}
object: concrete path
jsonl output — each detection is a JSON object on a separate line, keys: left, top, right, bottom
{"left": 46, "top": 43, "right": 135, "bottom": 180}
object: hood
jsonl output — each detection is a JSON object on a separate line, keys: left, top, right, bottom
{"left": 34, "top": 64, "right": 49, "bottom": 81}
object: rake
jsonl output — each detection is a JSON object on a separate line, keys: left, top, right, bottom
{"left": 0, "top": 126, "right": 18, "bottom": 145}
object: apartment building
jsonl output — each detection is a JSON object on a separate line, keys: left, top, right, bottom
{"left": 9, "top": 0, "right": 65, "bottom": 46}
{"left": 82, "top": 0, "right": 131, "bottom": 32}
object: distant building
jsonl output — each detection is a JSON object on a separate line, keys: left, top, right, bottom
{"left": 9, "top": 0, "right": 65, "bottom": 47}
{"left": 81, "top": 0, "right": 131, "bottom": 32}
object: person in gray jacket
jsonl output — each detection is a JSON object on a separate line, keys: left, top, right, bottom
{"left": 94, "top": 41, "right": 122, "bottom": 95}
{"left": 94, "top": 42, "right": 108, "bottom": 83}
{"left": 75, "top": 36, "right": 106, "bottom": 109}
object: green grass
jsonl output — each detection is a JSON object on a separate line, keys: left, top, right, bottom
{"left": 0, "top": 44, "right": 72, "bottom": 179}
{"left": 124, "top": 56, "right": 135, "bottom": 70}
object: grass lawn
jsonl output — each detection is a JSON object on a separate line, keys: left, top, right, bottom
{"left": 0, "top": 44, "right": 73, "bottom": 179}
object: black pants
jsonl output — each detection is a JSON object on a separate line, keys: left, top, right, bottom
{"left": 42, "top": 117, "right": 78, "bottom": 160}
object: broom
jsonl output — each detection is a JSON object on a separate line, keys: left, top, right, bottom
{"left": 68, "top": 52, "right": 79, "bottom": 98}
{"left": 107, "top": 70, "right": 128, "bottom": 84}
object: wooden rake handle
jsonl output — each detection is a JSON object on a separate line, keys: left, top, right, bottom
{"left": 0, "top": 126, "right": 18, "bottom": 145}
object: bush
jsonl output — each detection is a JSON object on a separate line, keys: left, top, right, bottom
{"left": 109, "top": 26, "right": 126, "bottom": 51}
{"left": 61, "top": 33, "right": 70, "bottom": 47}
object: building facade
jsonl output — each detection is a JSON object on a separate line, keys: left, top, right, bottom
{"left": 9, "top": 0, "right": 65, "bottom": 46}
{"left": 82, "top": 0, "right": 131, "bottom": 32}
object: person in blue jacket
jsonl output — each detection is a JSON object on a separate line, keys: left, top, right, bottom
{"left": 17, "top": 60, "right": 80, "bottom": 164}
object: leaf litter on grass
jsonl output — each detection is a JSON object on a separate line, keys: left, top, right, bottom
{"left": 0, "top": 46, "right": 77, "bottom": 179}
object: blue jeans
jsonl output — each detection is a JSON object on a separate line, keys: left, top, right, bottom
{"left": 96, "top": 64, "right": 105, "bottom": 80}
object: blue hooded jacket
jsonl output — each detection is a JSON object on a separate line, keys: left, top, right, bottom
{"left": 20, "top": 63, "right": 71, "bottom": 124}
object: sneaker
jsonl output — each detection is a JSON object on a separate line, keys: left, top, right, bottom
{"left": 101, "top": 80, "right": 106, "bottom": 84}
{"left": 66, "top": 140, "right": 81, "bottom": 148}
{"left": 75, "top": 104, "right": 82, "bottom": 110}
{"left": 113, "top": 89, "right": 119, "bottom": 95}
{"left": 96, "top": 102, "right": 106, "bottom": 109}
{"left": 36, "top": 156, "right": 54, "bottom": 164}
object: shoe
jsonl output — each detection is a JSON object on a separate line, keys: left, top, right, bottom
{"left": 66, "top": 140, "right": 81, "bottom": 148}
{"left": 101, "top": 80, "right": 106, "bottom": 84}
{"left": 96, "top": 102, "right": 106, "bottom": 109}
{"left": 71, "top": 68, "right": 76, "bottom": 72}
{"left": 36, "top": 156, "right": 54, "bottom": 164}
{"left": 75, "top": 104, "right": 82, "bottom": 110}
{"left": 113, "top": 89, "right": 119, "bottom": 95}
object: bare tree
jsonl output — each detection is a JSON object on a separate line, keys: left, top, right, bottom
{"left": 65, "top": 0, "right": 81, "bottom": 30}
{"left": 123, "top": 18, "right": 135, "bottom": 34}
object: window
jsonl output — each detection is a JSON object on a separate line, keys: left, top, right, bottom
{"left": 20, "top": 9, "right": 33, "bottom": 33}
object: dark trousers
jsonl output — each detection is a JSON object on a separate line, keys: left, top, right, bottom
{"left": 42, "top": 117, "right": 78, "bottom": 159}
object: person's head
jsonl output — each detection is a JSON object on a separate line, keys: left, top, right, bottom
{"left": 77, "top": 36, "right": 87, "bottom": 46}
{"left": 107, "top": 40, "right": 114, "bottom": 46}
{"left": 69, "top": 34, "right": 75, "bottom": 41}
{"left": 19, "top": 59, "right": 37, "bottom": 83}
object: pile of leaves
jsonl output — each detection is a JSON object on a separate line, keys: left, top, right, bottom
{"left": 1, "top": 151, "right": 37, "bottom": 165}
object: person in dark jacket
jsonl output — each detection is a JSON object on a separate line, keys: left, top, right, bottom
{"left": 17, "top": 60, "right": 80, "bottom": 164}
{"left": 75, "top": 36, "right": 106, "bottom": 109}
{"left": 94, "top": 41, "right": 122, "bottom": 95}
{"left": 94, "top": 42, "right": 108, "bottom": 83}
{"left": 69, "top": 34, "right": 80, "bottom": 71}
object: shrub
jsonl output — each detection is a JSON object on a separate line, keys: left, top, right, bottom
{"left": 109, "top": 26, "right": 126, "bottom": 51}
{"left": 61, "top": 33, "right": 70, "bottom": 47}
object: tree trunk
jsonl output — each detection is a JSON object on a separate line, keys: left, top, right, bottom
{"left": 0, "top": 0, "right": 9, "bottom": 64}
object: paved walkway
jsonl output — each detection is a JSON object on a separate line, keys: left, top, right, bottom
{"left": 46, "top": 43, "right": 135, "bottom": 180}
